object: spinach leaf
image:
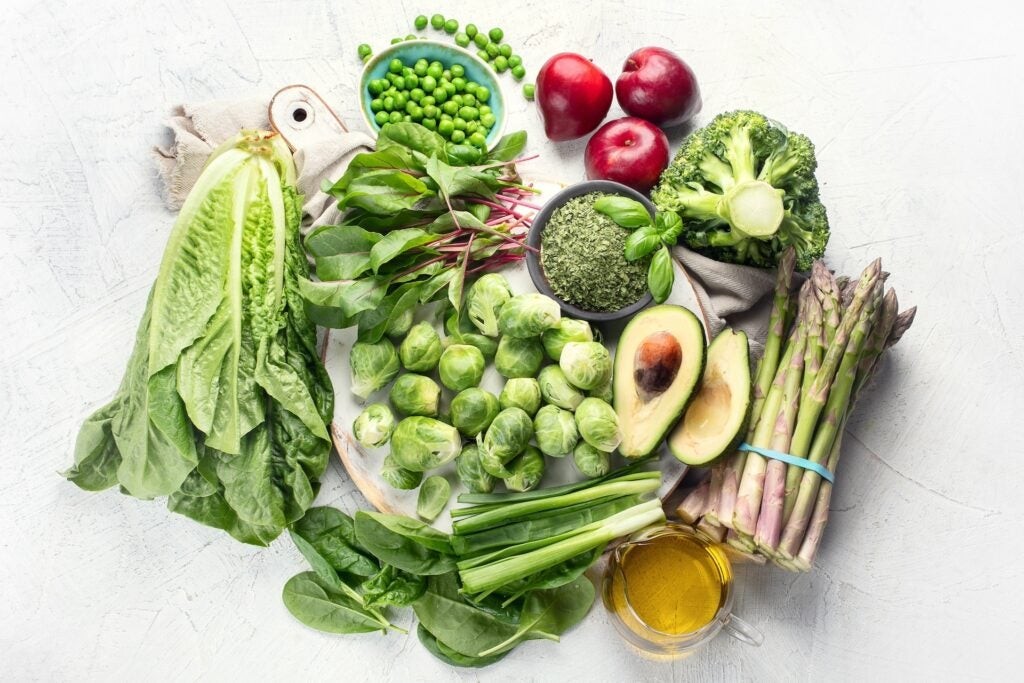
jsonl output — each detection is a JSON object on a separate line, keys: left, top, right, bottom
{"left": 478, "top": 575, "right": 596, "bottom": 656}
{"left": 298, "top": 277, "right": 390, "bottom": 321}
{"left": 340, "top": 170, "right": 430, "bottom": 214}
{"left": 417, "top": 624, "right": 510, "bottom": 668}
{"left": 412, "top": 573, "right": 521, "bottom": 657}
{"left": 289, "top": 507, "right": 379, "bottom": 583}
{"left": 445, "top": 143, "right": 484, "bottom": 166}
{"left": 377, "top": 122, "right": 448, "bottom": 160}
{"left": 369, "top": 228, "right": 438, "bottom": 273}
{"left": 354, "top": 511, "right": 457, "bottom": 575}
{"left": 282, "top": 572, "right": 388, "bottom": 634}
{"left": 361, "top": 564, "right": 427, "bottom": 609}
{"left": 327, "top": 147, "right": 421, "bottom": 193}
{"left": 305, "top": 225, "right": 381, "bottom": 280}
{"left": 425, "top": 156, "right": 500, "bottom": 202}
{"left": 486, "top": 131, "right": 527, "bottom": 162}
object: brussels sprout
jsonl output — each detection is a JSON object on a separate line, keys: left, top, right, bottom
{"left": 390, "top": 417, "right": 462, "bottom": 471}
{"left": 445, "top": 310, "right": 499, "bottom": 360}
{"left": 450, "top": 387, "right": 500, "bottom": 437}
{"left": 541, "top": 318, "right": 594, "bottom": 361}
{"left": 494, "top": 335, "right": 544, "bottom": 378}
{"left": 537, "top": 365, "right": 585, "bottom": 411}
{"left": 455, "top": 443, "right": 496, "bottom": 493}
{"left": 533, "top": 404, "right": 579, "bottom": 457}
{"left": 503, "top": 445, "right": 545, "bottom": 492}
{"left": 350, "top": 338, "right": 400, "bottom": 399}
{"left": 572, "top": 441, "right": 611, "bottom": 478}
{"left": 574, "top": 397, "right": 622, "bottom": 452}
{"left": 438, "top": 344, "right": 486, "bottom": 391}
{"left": 559, "top": 341, "right": 612, "bottom": 391}
{"left": 352, "top": 403, "right": 396, "bottom": 448}
{"left": 386, "top": 307, "right": 415, "bottom": 339}
{"left": 399, "top": 321, "right": 443, "bottom": 372}
{"left": 466, "top": 273, "right": 512, "bottom": 337}
{"left": 478, "top": 407, "right": 534, "bottom": 477}
{"left": 497, "top": 293, "right": 561, "bottom": 338}
{"left": 381, "top": 454, "right": 423, "bottom": 490}
{"left": 417, "top": 475, "right": 451, "bottom": 522}
{"left": 498, "top": 378, "right": 542, "bottom": 416}
{"left": 389, "top": 373, "right": 441, "bottom": 416}
{"left": 589, "top": 376, "right": 614, "bottom": 403}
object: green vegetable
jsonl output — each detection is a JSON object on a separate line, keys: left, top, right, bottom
{"left": 430, "top": 13, "right": 444, "bottom": 29}
{"left": 651, "top": 110, "right": 830, "bottom": 270}
{"left": 64, "top": 131, "right": 333, "bottom": 546}
{"left": 439, "top": 344, "right": 486, "bottom": 391}
{"left": 466, "top": 272, "right": 512, "bottom": 337}
{"left": 455, "top": 32, "right": 470, "bottom": 47}
{"left": 413, "top": 573, "right": 521, "bottom": 657}
{"left": 385, "top": 306, "right": 414, "bottom": 338}
{"left": 537, "top": 366, "right": 585, "bottom": 411}
{"left": 498, "top": 378, "right": 542, "bottom": 415}
{"left": 389, "top": 373, "right": 441, "bottom": 416}
{"left": 450, "top": 387, "right": 500, "bottom": 437}
{"left": 357, "top": 43, "right": 372, "bottom": 59}
{"left": 354, "top": 511, "right": 457, "bottom": 575}
{"left": 399, "top": 321, "right": 443, "bottom": 372}
{"left": 478, "top": 407, "right": 534, "bottom": 477}
{"left": 541, "top": 318, "right": 594, "bottom": 361}
{"left": 523, "top": 83, "right": 535, "bottom": 100}
{"left": 573, "top": 442, "right": 611, "bottom": 478}
{"left": 289, "top": 507, "right": 379, "bottom": 581}
{"left": 381, "top": 454, "right": 423, "bottom": 490}
{"left": 533, "top": 405, "right": 579, "bottom": 457}
{"left": 559, "top": 341, "right": 612, "bottom": 391}
{"left": 350, "top": 338, "right": 400, "bottom": 399}
{"left": 361, "top": 564, "right": 427, "bottom": 608}
{"left": 282, "top": 572, "right": 392, "bottom": 634}
{"left": 445, "top": 308, "right": 500, "bottom": 361}
{"left": 494, "top": 335, "right": 544, "bottom": 378}
{"left": 574, "top": 397, "right": 622, "bottom": 452}
{"left": 488, "top": 27, "right": 504, "bottom": 42}
{"left": 444, "top": 18, "right": 458, "bottom": 33}
{"left": 503, "top": 446, "right": 545, "bottom": 492}
{"left": 418, "top": 475, "right": 451, "bottom": 521}
{"left": 478, "top": 575, "right": 595, "bottom": 655}
{"left": 541, "top": 192, "right": 651, "bottom": 312}
{"left": 352, "top": 403, "right": 396, "bottom": 448}
{"left": 415, "top": 14, "right": 428, "bottom": 29}
{"left": 497, "top": 293, "right": 561, "bottom": 338}
{"left": 511, "top": 64, "right": 526, "bottom": 80}
{"left": 456, "top": 444, "right": 497, "bottom": 494}
{"left": 417, "top": 624, "right": 510, "bottom": 668}
{"left": 465, "top": 23, "right": 478, "bottom": 38}
{"left": 473, "top": 32, "right": 488, "bottom": 48}
{"left": 389, "top": 416, "right": 462, "bottom": 471}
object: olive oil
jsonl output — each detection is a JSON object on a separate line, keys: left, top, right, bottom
{"left": 605, "top": 526, "right": 732, "bottom": 637}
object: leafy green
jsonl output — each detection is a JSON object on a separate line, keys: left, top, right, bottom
{"left": 360, "top": 564, "right": 427, "bottom": 608}
{"left": 416, "top": 475, "right": 451, "bottom": 522}
{"left": 478, "top": 575, "right": 595, "bottom": 655}
{"left": 282, "top": 572, "right": 390, "bottom": 634}
{"left": 354, "top": 511, "right": 458, "bottom": 575}
{"left": 417, "top": 624, "right": 510, "bottom": 668}
{"left": 412, "top": 573, "right": 522, "bottom": 657}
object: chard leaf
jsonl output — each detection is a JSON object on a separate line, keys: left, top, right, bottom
{"left": 340, "top": 170, "right": 429, "bottom": 214}
{"left": 326, "top": 147, "right": 421, "bottom": 194}
{"left": 486, "top": 131, "right": 527, "bottom": 162}
{"left": 426, "top": 210, "right": 488, "bottom": 233}
{"left": 298, "top": 277, "right": 390, "bottom": 319}
{"left": 425, "top": 156, "right": 500, "bottom": 203}
{"left": 378, "top": 122, "right": 448, "bottom": 160}
{"left": 356, "top": 282, "right": 425, "bottom": 343}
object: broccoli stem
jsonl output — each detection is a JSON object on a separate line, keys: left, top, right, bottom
{"left": 721, "top": 181, "right": 785, "bottom": 239}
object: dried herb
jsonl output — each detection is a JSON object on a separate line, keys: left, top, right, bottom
{"left": 540, "top": 192, "right": 650, "bottom": 312}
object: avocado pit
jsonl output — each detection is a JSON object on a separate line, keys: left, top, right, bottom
{"left": 633, "top": 331, "right": 682, "bottom": 402}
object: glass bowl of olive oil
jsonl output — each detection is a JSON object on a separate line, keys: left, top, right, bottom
{"left": 602, "top": 523, "right": 763, "bottom": 656}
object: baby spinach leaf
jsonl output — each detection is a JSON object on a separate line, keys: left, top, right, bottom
{"left": 361, "top": 565, "right": 427, "bottom": 609}
{"left": 282, "top": 572, "right": 387, "bottom": 634}
{"left": 369, "top": 228, "right": 438, "bottom": 273}
{"left": 340, "top": 170, "right": 430, "bottom": 214}
{"left": 593, "top": 195, "right": 654, "bottom": 229}
{"left": 327, "top": 147, "right": 421, "bottom": 194}
{"left": 478, "top": 575, "right": 596, "bottom": 656}
{"left": 377, "top": 122, "right": 448, "bottom": 160}
{"left": 289, "top": 507, "right": 379, "bottom": 582}
{"left": 417, "top": 624, "right": 510, "bottom": 668}
{"left": 486, "top": 131, "right": 527, "bottom": 162}
{"left": 413, "top": 573, "right": 521, "bottom": 657}
{"left": 354, "top": 511, "right": 457, "bottom": 575}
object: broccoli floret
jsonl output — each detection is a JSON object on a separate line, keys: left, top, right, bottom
{"left": 652, "top": 110, "right": 829, "bottom": 270}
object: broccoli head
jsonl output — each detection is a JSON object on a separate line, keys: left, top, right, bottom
{"left": 651, "top": 110, "right": 829, "bottom": 270}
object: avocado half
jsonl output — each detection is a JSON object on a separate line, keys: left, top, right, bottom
{"left": 614, "top": 305, "right": 707, "bottom": 457}
{"left": 668, "top": 328, "right": 752, "bottom": 466}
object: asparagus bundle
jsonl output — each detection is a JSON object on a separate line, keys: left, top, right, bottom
{"left": 676, "top": 248, "right": 916, "bottom": 570}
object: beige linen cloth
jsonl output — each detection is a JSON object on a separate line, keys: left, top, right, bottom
{"left": 153, "top": 89, "right": 780, "bottom": 350}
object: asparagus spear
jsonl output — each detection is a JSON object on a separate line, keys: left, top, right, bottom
{"left": 676, "top": 476, "right": 710, "bottom": 525}
{"left": 701, "top": 462, "right": 725, "bottom": 526}
{"left": 716, "top": 247, "right": 797, "bottom": 529}
{"left": 696, "top": 517, "right": 727, "bottom": 544}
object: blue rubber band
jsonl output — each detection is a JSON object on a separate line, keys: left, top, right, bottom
{"left": 738, "top": 443, "right": 835, "bottom": 483}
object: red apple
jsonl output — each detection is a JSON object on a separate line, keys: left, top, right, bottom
{"left": 584, "top": 117, "right": 670, "bottom": 193}
{"left": 615, "top": 47, "right": 701, "bottom": 127}
{"left": 536, "top": 53, "right": 614, "bottom": 141}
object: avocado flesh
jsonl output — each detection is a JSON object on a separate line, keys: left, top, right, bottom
{"left": 669, "top": 329, "right": 751, "bottom": 466}
{"left": 614, "top": 305, "right": 706, "bottom": 457}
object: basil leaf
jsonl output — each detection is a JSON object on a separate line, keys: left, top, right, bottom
{"left": 369, "top": 228, "right": 437, "bottom": 272}
{"left": 623, "top": 226, "right": 662, "bottom": 261}
{"left": 340, "top": 170, "right": 430, "bottom": 214}
{"left": 378, "top": 122, "right": 448, "bottom": 160}
{"left": 486, "top": 131, "right": 527, "bottom": 162}
{"left": 593, "top": 195, "right": 653, "bottom": 229}
{"left": 655, "top": 211, "right": 684, "bottom": 243}
{"left": 647, "top": 246, "right": 675, "bottom": 304}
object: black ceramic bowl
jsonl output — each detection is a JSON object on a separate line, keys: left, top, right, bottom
{"left": 527, "top": 180, "right": 655, "bottom": 323}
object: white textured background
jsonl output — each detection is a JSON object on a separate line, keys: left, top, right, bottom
{"left": 2, "top": 0, "right": 1021, "bottom": 680}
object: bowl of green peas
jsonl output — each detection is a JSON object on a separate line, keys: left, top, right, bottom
{"left": 359, "top": 39, "right": 505, "bottom": 150}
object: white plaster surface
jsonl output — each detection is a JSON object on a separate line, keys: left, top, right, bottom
{"left": 1, "top": 0, "right": 1020, "bottom": 679}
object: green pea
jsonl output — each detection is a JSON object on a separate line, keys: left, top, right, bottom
{"left": 393, "top": 93, "right": 408, "bottom": 110}
{"left": 414, "top": 59, "right": 429, "bottom": 76}
{"left": 522, "top": 83, "right": 535, "bottom": 100}
{"left": 461, "top": 93, "right": 477, "bottom": 107}
{"left": 442, "top": 69, "right": 452, "bottom": 81}
{"left": 392, "top": 76, "right": 405, "bottom": 90}
{"left": 499, "top": 43, "right": 512, "bottom": 58}
{"left": 444, "top": 18, "right": 458, "bottom": 34}
{"left": 430, "top": 14, "right": 444, "bottom": 29}
{"left": 427, "top": 64, "right": 443, "bottom": 80}
{"left": 488, "top": 28, "right": 504, "bottom": 42}
{"left": 374, "top": 111, "right": 389, "bottom": 126}
{"left": 421, "top": 75, "right": 437, "bottom": 93}
{"left": 421, "top": 95, "right": 436, "bottom": 107}
{"left": 407, "top": 73, "right": 420, "bottom": 88}
{"left": 512, "top": 64, "right": 526, "bottom": 80}
{"left": 469, "top": 132, "right": 487, "bottom": 148}
{"left": 423, "top": 104, "right": 439, "bottom": 119}
{"left": 475, "top": 86, "right": 491, "bottom": 103}
{"left": 455, "top": 32, "right": 470, "bottom": 47}
{"left": 443, "top": 81, "right": 456, "bottom": 96}
{"left": 388, "top": 58, "right": 403, "bottom": 74}
{"left": 386, "top": 72, "right": 399, "bottom": 84}
{"left": 440, "top": 113, "right": 452, "bottom": 121}
{"left": 433, "top": 87, "right": 448, "bottom": 103}
{"left": 459, "top": 105, "right": 479, "bottom": 121}
{"left": 508, "top": 55, "right": 522, "bottom": 68}
{"left": 494, "top": 55, "right": 508, "bottom": 72}
{"left": 479, "top": 104, "right": 491, "bottom": 115}
{"left": 357, "top": 43, "right": 372, "bottom": 58}
{"left": 415, "top": 14, "right": 428, "bottom": 30}
{"left": 406, "top": 100, "right": 419, "bottom": 114}
{"left": 442, "top": 100, "right": 459, "bottom": 116}
{"left": 477, "top": 49, "right": 490, "bottom": 62}
{"left": 410, "top": 105, "right": 424, "bottom": 121}
{"left": 391, "top": 37, "right": 403, "bottom": 45}
{"left": 453, "top": 117, "right": 467, "bottom": 131}
{"left": 402, "top": 65, "right": 414, "bottom": 76}
{"left": 450, "top": 129, "right": 466, "bottom": 143}
{"left": 438, "top": 119, "right": 455, "bottom": 136}
{"left": 368, "top": 79, "right": 384, "bottom": 96}
{"left": 485, "top": 42, "right": 499, "bottom": 58}
{"left": 409, "top": 88, "right": 424, "bottom": 102}
{"left": 452, "top": 77, "right": 466, "bottom": 92}
{"left": 405, "top": 34, "right": 417, "bottom": 41}
{"left": 473, "top": 33, "right": 489, "bottom": 48}
{"left": 422, "top": 117, "right": 437, "bottom": 130}
{"left": 450, "top": 64, "right": 465, "bottom": 78}
{"left": 389, "top": 111, "right": 403, "bottom": 123}
{"left": 480, "top": 112, "right": 497, "bottom": 128}
{"left": 451, "top": 94, "right": 464, "bottom": 107}
{"left": 466, "top": 23, "right": 478, "bottom": 38}
{"left": 369, "top": 98, "right": 383, "bottom": 112}
{"left": 466, "top": 120, "right": 480, "bottom": 134}
{"left": 383, "top": 96, "right": 395, "bottom": 111}
{"left": 430, "top": 60, "right": 444, "bottom": 70}
{"left": 361, "top": 54, "right": 371, "bottom": 64}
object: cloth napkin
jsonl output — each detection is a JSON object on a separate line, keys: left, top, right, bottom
{"left": 153, "top": 91, "right": 781, "bottom": 351}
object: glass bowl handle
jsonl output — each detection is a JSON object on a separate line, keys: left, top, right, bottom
{"left": 723, "top": 613, "right": 764, "bottom": 647}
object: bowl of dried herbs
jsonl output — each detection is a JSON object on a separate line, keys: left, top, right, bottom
{"left": 527, "top": 180, "right": 654, "bottom": 322}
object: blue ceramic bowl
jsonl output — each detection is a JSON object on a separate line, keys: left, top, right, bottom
{"left": 359, "top": 40, "right": 506, "bottom": 148}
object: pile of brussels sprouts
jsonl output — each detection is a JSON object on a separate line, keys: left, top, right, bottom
{"left": 350, "top": 273, "right": 621, "bottom": 519}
